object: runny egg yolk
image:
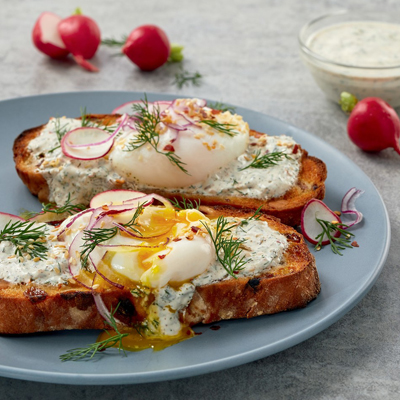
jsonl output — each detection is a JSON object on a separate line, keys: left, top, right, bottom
{"left": 62, "top": 202, "right": 216, "bottom": 351}
{"left": 108, "top": 208, "right": 215, "bottom": 289}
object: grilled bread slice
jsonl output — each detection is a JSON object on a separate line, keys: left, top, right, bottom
{"left": 0, "top": 207, "right": 319, "bottom": 335}
{"left": 13, "top": 115, "right": 327, "bottom": 227}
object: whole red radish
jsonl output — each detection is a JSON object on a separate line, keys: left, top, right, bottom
{"left": 32, "top": 12, "right": 69, "bottom": 59}
{"left": 58, "top": 8, "right": 101, "bottom": 72}
{"left": 347, "top": 97, "right": 400, "bottom": 155}
{"left": 122, "top": 25, "right": 170, "bottom": 71}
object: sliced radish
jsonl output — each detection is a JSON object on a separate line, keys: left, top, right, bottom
{"left": 32, "top": 12, "right": 69, "bottom": 59}
{"left": 90, "top": 190, "right": 147, "bottom": 208}
{"left": 58, "top": 10, "right": 101, "bottom": 72}
{"left": 29, "top": 211, "right": 74, "bottom": 224}
{"left": 61, "top": 115, "right": 128, "bottom": 160}
{"left": 301, "top": 199, "right": 341, "bottom": 245}
{"left": 112, "top": 100, "right": 172, "bottom": 115}
{"left": 0, "top": 212, "right": 25, "bottom": 231}
{"left": 61, "top": 127, "right": 113, "bottom": 160}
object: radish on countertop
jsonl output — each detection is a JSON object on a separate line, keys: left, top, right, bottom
{"left": 340, "top": 92, "right": 400, "bottom": 155}
{"left": 32, "top": 8, "right": 101, "bottom": 72}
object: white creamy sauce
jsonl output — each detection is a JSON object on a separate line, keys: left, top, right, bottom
{"left": 153, "top": 218, "right": 287, "bottom": 335}
{"left": 0, "top": 213, "right": 288, "bottom": 337}
{"left": 28, "top": 117, "right": 301, "bottom": 206}
{"left": 303, "top": 21, "right": 400, "bottom": 106}
{"left": 0, "top": 226, "right": 70, "bottom": 285}
{"left": 308, "top": 21, "right": 400, "bottom": 67}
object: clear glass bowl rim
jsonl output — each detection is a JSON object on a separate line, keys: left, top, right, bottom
{"left": 298, "top": 10, "right": 400, "bottom": 71}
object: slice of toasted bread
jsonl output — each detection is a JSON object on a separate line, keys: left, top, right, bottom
{"left": 13, "top": 115, "right": 327, "bottom": 227}
{"left": 0, "top": 208, "right": 320, "bottom": 335}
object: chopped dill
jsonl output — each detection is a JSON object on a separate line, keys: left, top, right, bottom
{"left": 124, "top": 96, "right": 189, "bottom": 174}
{"left": 60, "top": 304, "right": 128, "bottom": 361}
{"left": 240, "top": 151, "right": 292, "bottom": 171}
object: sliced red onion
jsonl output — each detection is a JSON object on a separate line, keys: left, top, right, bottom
{"left": 68, "top": 230, "right": 86, "bottom": 275}
{"left": 93, "top": 292, "right": 124, "bottom": 325}
{"left": 150, "top": 193, "right": 174, "bottom": 208}
{"left": 71, "top": 275, "right": 94, "bottom": 290}
{"left": 341, "top": 187, "right": 365, "bottom": 228}
{"left": 89, "top": 252, "right": 124, "bottom": 289}
{"left": 57, "top": 208, "right": 94, "bottom": 238}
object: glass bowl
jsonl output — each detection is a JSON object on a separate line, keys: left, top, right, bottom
{"left": 299, "top": 10, "right": 400, "bottom": 107}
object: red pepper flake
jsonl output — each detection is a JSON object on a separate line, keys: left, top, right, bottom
{"left": 158, "top": 254, "right": 166, "bottom": 259}
{"left": 186, "top": 330, "right": 192, "bottom": 335}
{"left": 191, "top": 226, "right": 200, "bottom": 233}
{"left": 233, "top": 270, "right": 239, "bottom": 275}
{"left": 163, "top": 144, "right": 175, "bottom": 152}
{"left": 211, "top": 109, "right": 221, "bottom": 115}
{"left": 292, "top": 144, "right": 299, "bottom": 154}
{"left": 351, "top": 241, "right": 359, "bottom": 247}
{"left": 210, "top": 325, "right": 221, "bottom": 331}
{"left": 173, "top": 238, "right": 182, "bottom": 242}
{"left": 195, "top": 331, "right": 203, "bottom": 336}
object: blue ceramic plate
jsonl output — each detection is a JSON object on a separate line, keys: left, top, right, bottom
{"left": 0, "top": 92, "right": 390, "bottom": 385}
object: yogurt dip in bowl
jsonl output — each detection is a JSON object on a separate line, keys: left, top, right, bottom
{"left": 299, "top": 11, "right": 400, "bottom": 106}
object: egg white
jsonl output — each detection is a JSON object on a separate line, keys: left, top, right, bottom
{"left": 109, "top": 101, "right": 250, "bottom": 188}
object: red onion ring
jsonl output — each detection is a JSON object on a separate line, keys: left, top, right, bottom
{"left": 89, "top": 253, "right": 124, "bottom": 289}
{"left": 341, "top": 187, "right": 365, "bottom": 228}
{"left": 92, "top": 292, "right": 124, "bottom": 325}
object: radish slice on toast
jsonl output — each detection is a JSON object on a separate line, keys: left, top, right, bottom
{"left": 301, "top": 199, "right": 341, "bottom": 245}
{"left": 0, "top": 212, "right": 25, "bottom": 231}
{"left": 90, "top": 190, "right": 148, "bottom": 208}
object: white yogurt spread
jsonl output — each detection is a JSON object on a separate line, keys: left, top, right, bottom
{"left": 0, "top": 207, "right": 288, "bottom": 336}
{"left": 302, "top": 21, "right": 400, "bottom": 106}
{"left": 27, "top": 111, "right": 302, "bottom": 206}
{"left": 0, "top": 226, "right": 70, "bottom": 285}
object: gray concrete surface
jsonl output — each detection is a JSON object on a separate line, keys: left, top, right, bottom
{"left": 0, "top": 0, "right": 399, "bottom": 398}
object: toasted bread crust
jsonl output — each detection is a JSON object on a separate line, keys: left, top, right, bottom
{"left": 13, "top": 115, "right": 327, "bottom": 227}
{"left": 0, "top": 210, "right": 320, "bottom": 334}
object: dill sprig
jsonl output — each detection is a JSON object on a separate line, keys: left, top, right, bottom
{"left": 134, "top": 321, "right": 153, "bottom": 337}
{"left": 240, "top": 206, "right": 262, "bottom": 227}
{"left": 173, "top": 70, "right": 202, "bottom": 89}
{"left": 80, "top": 227, "right": 118, "bottom": 268}
{"left": 80, "top": 203, "right": 146, "bottom": 266}
{"left": 80, "top": 107, "right": 91, "bottom": 127}
{"left": 200, "top": 120, "right": 237, "bottom": 136}
{"left": 60, "top": 304, "right": 128, "bottom": 362}
{"left": 49, "top": 117, "right": 68, "bottom": 153}
{"left": 125, "top": 97, "right": 189, "bottom": 174}
{"left": 201, "top": 216, "right": 248, "bottom": 278}
{"left": 80, "top": 107, "right": 115, "bottom": 133}
{"left": 171, "top": 197, "right": 200, "bottom": 210}
{"left": 23, "top": 194, "right": 86, "bottom": 220}
{"left": 240, "top": 150, "right": 292, "bottom": 171}
{"left": 101, "top": 35, "right": 128, "bottom": 47}
{"left": 314, "top": 219, "right": 354, "bottom": 256}
{"left": 208, "top": 101, "right": 236, "bottom": 114}
{"left": 118, "top": 203, "right": 146, "bottom": 236}
{"left": 0, "top": 220, "right": 48, "bottom": 260}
